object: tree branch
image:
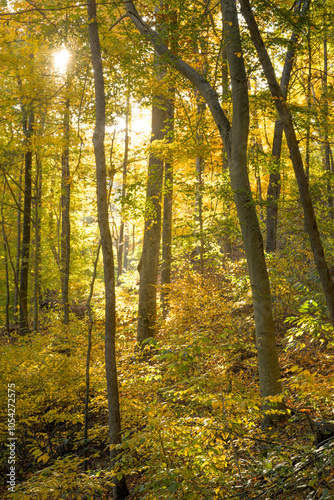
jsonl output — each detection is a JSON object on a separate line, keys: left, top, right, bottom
{"left": 123, "top": 0, "right": 231, "bottom": 149}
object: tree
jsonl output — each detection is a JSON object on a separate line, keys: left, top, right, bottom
{"left": 87, "top": 1, "right": 129, "bottom": 497}
{"left": 124, "top": 0, "right": 284, "bottom": 407}
{"left": 136, "top": 6, "right": 171, "bottom": 343}
{"left": 19, "top": 104, "right": 34, "bottom": 334}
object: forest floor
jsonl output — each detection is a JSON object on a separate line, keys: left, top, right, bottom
{"left": 1, "top": 251, "right": 334, "bottom": 499}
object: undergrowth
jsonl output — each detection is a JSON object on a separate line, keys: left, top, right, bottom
{"left": 0, "top": 254, "right": 334, "bottom": 499}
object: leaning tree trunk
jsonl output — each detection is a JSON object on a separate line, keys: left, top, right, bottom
{"left": 19, "top": 108, "right": 34, "bottom": 334}
{"left": 266, "top": 0, "right": 310, "bottom": 252}
{"left": 87, "top": 1, "right": 129, "bottom": 498}
{"left": 125, "top": 0, "right": 284, "bottom": 409}
{"left": 1, "top": 185, "right": 10, "bottom": 332}
{"left": 240, "top": 0, "right": 334, "bottom": 326}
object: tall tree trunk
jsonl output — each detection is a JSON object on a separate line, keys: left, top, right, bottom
{"left": 33, "top": 154, "right": 42, "bottom": 332}
{"left": 266, "top": 0, "right": 310, "bottom": 252}
{"left": 240, "top": 0, "right": 334, "bottom": 326}
{"left": 161, "top": 6, "right": 177, "bottom": 317}
{"left": 125, "top": 0, "right": 284, "bottom": 409}
{"left": 19, "top": 109, "right": 34, "bottom": 334}
{"left": 161, "top": 93, "right": 174, "bottom": 317}
{"left": 137, "top": 99, "right": 165, "bottom": 342}
{"left": 87, "top": 2, "right": 129, "bottom": 498}
{"left": 1, "top": 185, "right": 10, "bottom": 332}
{"left": 14, "top": 170, "right": 22, "bottom": 324}
{"left": 195, "top": 99, "right": 205, "bottom": 274}
{"left": 61, "top": 96, "right": 71, "bottom": 324}
{"left": 118, "top": 92, "right": 130, "bottom": 280}
{"left": 305, "top": 17, "right": 312, "bottom": 182}
{"left": 137, "top": 9, "right": 168, "bottom": 342}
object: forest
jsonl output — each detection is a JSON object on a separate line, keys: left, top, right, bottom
{"left": 0, "top": 0, "right": 334, "bottom": 498}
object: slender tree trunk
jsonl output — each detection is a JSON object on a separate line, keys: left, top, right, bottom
{"left": 305, "top": 18, "right": 312, "bottom": 182}
{"left": 240, "top": 0, "right": 334, "bottom": 326}
{"left": 195, "top": 98, "right": 205, "bottom": 274}
{"left": 118, "top": 92, "right": 130, "bottom": 280}
{"left": 33, "top": 154, "right": 42, "bottom": 332}
{"left": 266, "top": 120, "right": 283, "bottom": 252}
{"left": 14, "top": 171, "right": 22, "bottom": 324}
{"left": 87, "top": 2, "right": 129, "bottom": 497}
{"left": 161, "top": 93, "right": 174, "bottom": 317}
{"left": 123, "top": 225, "right": 129, "bottom": 270}
{"left": 221, "top": 41, "right": 232, "bottom": 256}
{"left": 1, "top": 185, "right": 10, "bottom": 332}
{"left": 19, "top": 109, "right": 34, "bottom": 334}
{"left": 83, "top": 240, "right": 101, "bottom": 471}
{"left": 61, "top": 97, "right": 71, "bottom": 324}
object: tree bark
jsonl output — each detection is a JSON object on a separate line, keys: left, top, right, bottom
{"left": 161, "top": 6, "right": 177, "bottom": 317}
{"left": 14, "top": 170, "right": 22, "bottom": 324}
{"left": 33, "top": 154, "right": 42, "bottom": 332}
{"left": 239, "top": 0, "right": 334, "bottom": 326}
{"left": 137, "top": 5, "right": 170, "bottom": 342}
{"left": 322, "top": 24, "right": 333, "bottom": 219}
{"left": 161, "top": 93, "right": 174, "bottom": 317}
{"left": 19, "top": 108, "right": 34, "bottom": 334}
{"left": 61, "top": 96, "right": 71, "bottom": 324}
{"left": 137, "top": 97, "right": 165, "bottom": 342}
{"left": 87, "top": 1, "right": 129, "bottom": 497}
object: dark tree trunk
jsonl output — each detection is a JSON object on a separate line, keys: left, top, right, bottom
{"left": 19, "top": 109, "right": 34, "bottom": 334}
{"left": 13, "top": 170, "right": 22, "bottom": 324}
{"left": 87, "top": 1, "right": 129, "bottom": 497}
{"left": 1, "top": 185, "right": 10, "bottom": 332}
{"left": 161, "top": 93, "right": 174, "bottom": 317}
{"left": 161, "top": 6, "right": 177, "bottom": 317}
{"left": 240, "top": 0, "right": 334, "bottom": 326}
{"left": 33, "top": 154, "right": 42, "bottom": 332}
{"left": 61, "top": 97, "right": 71, "bottom": 324}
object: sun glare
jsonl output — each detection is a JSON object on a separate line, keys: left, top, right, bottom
{"left": 53, "top": 48, "right": 71, "bottom": 73}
